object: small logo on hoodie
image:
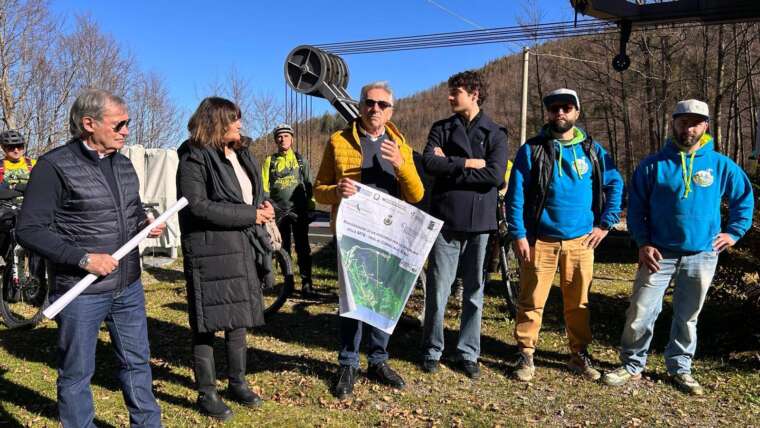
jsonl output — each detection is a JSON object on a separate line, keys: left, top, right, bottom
{"left": 693, "top": 169, "right": 714, "bottom": 187}
{"left": 574, "top": 158, "right": 589, "bottom": 175}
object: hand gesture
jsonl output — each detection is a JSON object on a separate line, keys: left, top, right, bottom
{"left": 713, "top": 233, "right": 735, "bottom": 252}
{"left": 465, "top": 159, "right": 486, "bottom": 169}
{"left": 380, "top": 139, "right": 404, "bottom": 168}
{"left": 85, "top": 253, "right": 118, "bottom": 276}
{"left": 336, "top": 178, "right": 358, "bottom": 199}
{"left": 638, "top": 245, "right": 662, "bottom": 273}
{"left": 145, "top": 217, "right": 166, "bottom": 238}
{"left": 513, "top": 238, "right": 531, "bottom": 264}
{"left": 256, "top": 200, "right": 275, "bottom": 224}
{"left": 582, "top": 227, "right": 609, "bottom": 249}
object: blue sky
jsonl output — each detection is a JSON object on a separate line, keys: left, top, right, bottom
{"left": 50, "top": 0, "right": 572, "bottom": 119}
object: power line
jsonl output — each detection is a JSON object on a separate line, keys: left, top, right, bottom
{"left": 315, "top": 4, "right": 760, "bottom": 55}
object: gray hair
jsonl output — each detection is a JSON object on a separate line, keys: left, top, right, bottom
{"left": 69, "top": 89, "right": 127, "bottom": 138}
{"left": 359, "top": 81, "right": 394, "bottom": 106}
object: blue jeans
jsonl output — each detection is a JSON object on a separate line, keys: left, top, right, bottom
{"left": 422, "top": 231, "right": 489, "bottom": 362}
{"left": 54, "top": 279, "right": 162, "bottom": 428}
{"left": 338, "top": 317, "right": 390, "bottom": 368}
{"left": 619, "top": 251, "right": 719, "bottom": 376}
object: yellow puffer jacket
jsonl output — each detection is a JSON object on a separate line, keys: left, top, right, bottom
{"left": 314, "top": 119, "right": 424, "bottom": 228}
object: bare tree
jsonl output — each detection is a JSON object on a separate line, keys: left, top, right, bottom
{"left": 128, "top": 71, "right": 182, "bottom": 148}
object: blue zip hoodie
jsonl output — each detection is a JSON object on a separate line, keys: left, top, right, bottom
{"left": 507, "top": 126, "right": 624, "bottom": 240}
{"left": 628, "top": 134, "right": 754, "bottom": 253}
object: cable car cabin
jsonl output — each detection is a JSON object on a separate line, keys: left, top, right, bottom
{"left": 569, "top": 0, "right": 760, "bottom": 71}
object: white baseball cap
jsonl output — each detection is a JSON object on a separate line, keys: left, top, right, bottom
{"left": 673, "top": 99, "right": 709, "bottom": 120}
{"left": 543, "top": 88, "right": 580, "bottom": 110}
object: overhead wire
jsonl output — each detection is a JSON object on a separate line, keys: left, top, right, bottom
{"left": 315, "top": 3, "right": 760, "bottom": 55}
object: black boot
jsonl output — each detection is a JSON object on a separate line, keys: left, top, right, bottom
{"left": 299, "top": 254, "right": 314, "bottom": 296}
{"left": 226, "top": 339, "right": 262, "bottom": 407}
{"left": 194, "top": 349, "right": 233, "bottom": 421}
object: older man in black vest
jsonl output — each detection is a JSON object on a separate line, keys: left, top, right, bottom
{"left": 17, "top": 89, "right": 164, "bottom": 427}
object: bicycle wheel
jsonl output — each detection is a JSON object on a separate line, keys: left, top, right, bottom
{"left": 263, "top": 248, "right": 294, "bottom": 318}
{"left": 498, "top": 240, "right": 520, "bottom": 319}
{"left": 0, "top": 245, "right": 49, "bottom": 329}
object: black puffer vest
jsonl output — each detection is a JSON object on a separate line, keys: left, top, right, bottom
{"left": 524, "top": 134, "right": 605, "bottom": 241}
{"left": 43, "top": 142, "right": 142, "bottom": 294}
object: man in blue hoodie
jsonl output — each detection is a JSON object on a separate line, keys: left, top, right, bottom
{"left": 602, "top": 100, "right": 754, "bottom": 395}
{"left": 506, "top": 88, "right": 623, "bottom": 382}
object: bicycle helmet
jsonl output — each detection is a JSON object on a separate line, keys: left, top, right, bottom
{"left": 272, "top": 123, "right": 294, "bottom": 137}
{"left": 0, "top": 130, "right": 25, "bottom": 147}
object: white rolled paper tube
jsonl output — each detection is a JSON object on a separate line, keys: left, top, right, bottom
{"left": 42, "top": 197, "right": 189, "bottom": 320}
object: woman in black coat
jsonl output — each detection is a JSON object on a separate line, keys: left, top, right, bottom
{"left": 177, "top": 97, "right": 275, "bottom": 421}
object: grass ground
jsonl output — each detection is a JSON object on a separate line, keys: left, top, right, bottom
{"left": 0, "top": 241, "right": 758, "bottom": 427}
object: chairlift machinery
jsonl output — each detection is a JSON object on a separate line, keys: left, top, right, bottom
{"left": 570, "top": 0, "right": 760, "bottom": 72}
{"left": 284, "top": 45, "right": 359, "bottom": 123}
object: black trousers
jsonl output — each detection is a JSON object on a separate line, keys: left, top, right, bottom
{"left": 277, "top": 213, "right": 312, "bottom": 281}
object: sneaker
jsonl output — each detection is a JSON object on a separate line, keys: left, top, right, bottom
{"left": 602, "top": 366, "right": 641, "bottom": 386}
{"left": 568, "top": 350, "right": 601, "bottom": 381}
{"left": 513, "top": 352, "right": 535, "bottom": 382}
{"left": 458, "top": 360, "right": 481, "bottom": 380}
{"left": 421, "top": 359, "right": 439, "bottom": 373}
{"left": 669, "top": 373, "right": 704, "bottom": 396}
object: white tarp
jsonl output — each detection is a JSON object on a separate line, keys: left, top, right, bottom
{"left": 121, "top": 145, "right": 180, "bottom": 257}
{"left": 336, "top": 180, "right": 442, "bottom": 334}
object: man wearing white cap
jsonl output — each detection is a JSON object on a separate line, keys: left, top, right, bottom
{"left": 602, "top": 99, "right": 754, "bottom": 395}
{"left": 506, "top": 88, "right": 623, "bottom": 382}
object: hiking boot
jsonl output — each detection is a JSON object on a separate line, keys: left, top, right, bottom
{"left": 513, "top": 352, "right": 535, "bottom": 382}
{"left": 669, "top": 373, "right": 704, "bottom": 396}
{"left": 458, "top": 360, "right": 481, "bottom": 380}
{"left": 367, "top": 362, "right": 406, "bottom": 389}
{"left": 332, "top": 365, "right": 358, "bottom": 400}
{"left": 602, "top": 366, "right": 641, "bottom": 386}
{"left": 568, "top": 350, "right": 601, "bottom": 381}
{"left": 421, "top": 359, "right": 440, "bottom": 374}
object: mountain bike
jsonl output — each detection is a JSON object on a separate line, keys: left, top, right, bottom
{"left": 495, "top": 192, "right": 520, "bottom": 318}
{"left": 0, "top": 188, "right": 49, "bottom": 329}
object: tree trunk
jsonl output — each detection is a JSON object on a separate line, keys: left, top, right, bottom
{"left": 713, "top": 25, "right": 726, "bottom": 151}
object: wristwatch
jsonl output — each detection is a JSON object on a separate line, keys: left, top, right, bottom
{"left": 78, "top": 253, "right": 91, "bottom": 269}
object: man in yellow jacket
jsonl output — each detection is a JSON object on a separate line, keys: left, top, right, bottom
{"left": 314, "top": 81, "right": 423, "bottom": 400}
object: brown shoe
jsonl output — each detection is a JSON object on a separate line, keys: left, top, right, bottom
{"left": 568, "top": 350, "right": 601, "bottom": 381}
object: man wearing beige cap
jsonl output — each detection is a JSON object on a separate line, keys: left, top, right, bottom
{"left": 602, "top": 99, "right": 754, "bottom": 395}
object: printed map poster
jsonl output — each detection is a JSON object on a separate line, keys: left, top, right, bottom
{"left": 336, "top": 180, "right": 443, "bottom": 334}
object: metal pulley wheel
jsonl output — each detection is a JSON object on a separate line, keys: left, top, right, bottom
{"left": 284, "top": 45, "right": 350, "bottom": 96}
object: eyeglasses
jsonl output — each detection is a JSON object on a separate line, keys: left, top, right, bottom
{"left": 2, "top": 145, "right": 23, "bottom": 151}
{"left": 112, "top": 119, "right": 131, "bottom": 132}
{"left": 363, "top": 99, "right": 393, "bottom": 110}
{"left": 548, "top": 104, "right": 575, "bottom": 114}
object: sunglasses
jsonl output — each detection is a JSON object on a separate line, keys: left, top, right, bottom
{"left": 111, "top": 119, "right": 131, "bottom": 132}
{"left": 2, "top": 145, "right": 23, "bottom": 151}
{"left": 548, "top": 104, "right": 575, "bottom": 114}
{"left": 363, "top": 99, "right": 393, "bottom": 110}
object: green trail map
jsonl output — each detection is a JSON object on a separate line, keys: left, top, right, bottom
{"left": 339, "top": 235, "right": 417, "bottom": 320}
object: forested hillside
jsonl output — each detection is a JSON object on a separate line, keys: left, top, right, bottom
{"left": 254, "top": 22, "right": 760, "bottom": 184}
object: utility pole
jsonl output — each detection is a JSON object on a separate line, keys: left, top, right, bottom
{"left": 520, "top": 46, "right": 530, "bottom": 145}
